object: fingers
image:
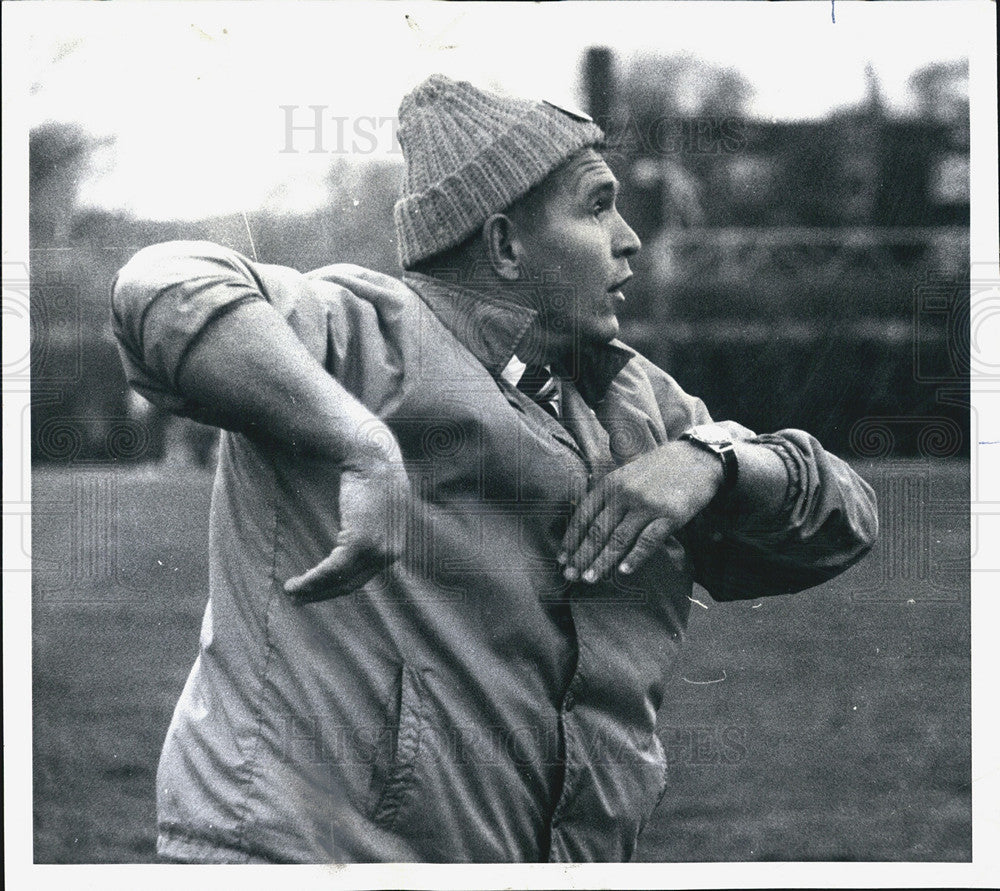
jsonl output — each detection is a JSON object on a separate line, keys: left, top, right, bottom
{"left": 560, "top": 469, "right": 674, "bottom": 583}
{"left": 559, "top": 486, "right": 608, "bottom": 567}
{"left": 284, "top": 540, "right": 382, "bottom": 603}
{"left": 568, "top": 515, "right": 672, "bottom": 584}
{"left": 577, "top": 515, "right": 647, "bottom": 583}
{"left": 561, "top": 503, "right": 620, "bottom": 582}
{"left": 618, "top": 518, "right": 672, "bottom": 576}
{"left": 284, "top": 460, "right": 409, "bottom": 604}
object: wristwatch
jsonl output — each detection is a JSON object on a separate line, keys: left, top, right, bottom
{"left": 679, "top": 424, "right": 739, "bottom": 502}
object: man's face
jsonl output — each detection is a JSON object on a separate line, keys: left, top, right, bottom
{"left": 511, "top": 149, "right": 641, "bottom": 365}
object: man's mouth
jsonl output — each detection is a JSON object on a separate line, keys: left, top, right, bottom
{"left": 607, "top": 274, "right": 632, "bottom": 299}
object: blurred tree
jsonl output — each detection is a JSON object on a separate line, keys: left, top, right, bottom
{"left": 238, "top": 159, "right": 402, "bottom": 274}
{"left": 30, "top": 122, "right": 89, "bottom": 180}
{"left": 595, "top": 47, "right": 968, "bottom": 455}
{"left": 30, "top": 122, "right": 106, "bottom": 246}
{"left": 909, "top": 59, "right": 969, "bottom": 123}
{"left": 624, "top": 52, "right": 755, "bottom": 118}
{"left": 615, "top": 53, "right": 756, "bottom": 233}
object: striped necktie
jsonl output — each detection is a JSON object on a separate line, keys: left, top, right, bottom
{"left": 517, "top": 364, "right": 560, "bottom": 419}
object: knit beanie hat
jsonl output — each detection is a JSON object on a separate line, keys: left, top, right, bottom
{"left": 393, "top": 74, "right": 605, "bottom": 269}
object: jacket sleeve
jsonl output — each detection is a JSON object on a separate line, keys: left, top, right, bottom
{"left": 638, "top": 361, "right": 878, "bottom": 600}
{"left": 677, "top": 426, "right": 878, "bottom": 601}
{"left": 111, "top": 240, "right": 277, "bottom": 424}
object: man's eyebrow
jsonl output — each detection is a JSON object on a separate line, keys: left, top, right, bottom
{"left": 566, "top": 160, "right": 619, "bottom": 198}
{"left": 572, "top": 168, "right": 620, "bottom": 201}
{"left": 585, "top": 180, "right": 618, "bottom": 199}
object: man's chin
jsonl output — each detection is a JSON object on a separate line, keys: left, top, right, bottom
{"left": 553, "top": 319, "right": 619, "bottom": 362}
{"left": 586, "top": 317, "right": 620, "bottom": 346}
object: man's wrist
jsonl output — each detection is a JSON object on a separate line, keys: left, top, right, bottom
{"left": 339, "top": 418, "right": 403, "bottom": 471}
{"left": 680, "top": 424, "right": 739, "bottom": 505}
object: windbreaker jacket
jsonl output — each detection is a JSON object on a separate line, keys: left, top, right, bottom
{"left": 111, "top": 241, "right": 878, "bottom": 863}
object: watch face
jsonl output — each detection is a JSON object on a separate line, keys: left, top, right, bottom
{"left": 692, "top": 424, "right": 732, "bottom": 445}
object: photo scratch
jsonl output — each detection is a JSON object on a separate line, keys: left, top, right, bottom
{"left": 682, "top": 670, "right": 728, "bottom": 685}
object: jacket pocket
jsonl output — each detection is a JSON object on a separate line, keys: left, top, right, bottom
{"left": 370, "top": 663, "right": 429, "bottom": 831}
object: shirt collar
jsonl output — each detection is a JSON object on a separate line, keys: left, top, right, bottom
{"left": 402, "top": 271, "right": 633, "bottom": 404}
{"left": 499, "top": 354, "right": 529, "bottom": 389}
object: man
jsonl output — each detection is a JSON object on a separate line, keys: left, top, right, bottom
{"left": 112, "top": 74, "right": 877, "bottom": 863}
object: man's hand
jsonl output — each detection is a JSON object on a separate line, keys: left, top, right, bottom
{"left": 284, "top": 432, "right": 411, "bottom": 603}
{"left": 158, "top": 289, "right": 415, "bottom": 603}
{"left": 558, "top": 441, "right": 724, "bottom": 584}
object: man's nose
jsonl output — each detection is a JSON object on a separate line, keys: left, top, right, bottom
{"left": 613, "top": 211, "right": 641, "bottom": 258}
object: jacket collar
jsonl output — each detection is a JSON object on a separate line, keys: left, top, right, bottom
{"left": 403, "top": 271, "right": 632, "bottom": 405}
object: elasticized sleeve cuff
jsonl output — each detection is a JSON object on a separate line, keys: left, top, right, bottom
{"left": 748, "top": 433, "right": 804, "bottom": 526}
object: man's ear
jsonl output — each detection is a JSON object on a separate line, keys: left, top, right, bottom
{"left": 482, "top": 213, "right": 525, "bottom": 282}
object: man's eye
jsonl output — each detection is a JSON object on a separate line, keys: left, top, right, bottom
{"left": 593, "top": 201, "right": 609, "bottom": 216}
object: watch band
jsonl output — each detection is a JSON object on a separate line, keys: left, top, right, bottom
{"left": 680, "top": 424, "right": 739, "bottom": 502}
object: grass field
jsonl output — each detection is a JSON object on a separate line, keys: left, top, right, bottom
{"left": 31, "top": 458, "right": 971, "bottom": 862}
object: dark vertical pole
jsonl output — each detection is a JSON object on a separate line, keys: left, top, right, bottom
{"left": 583, "top": 46, "right": 615, "bottom": 135}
